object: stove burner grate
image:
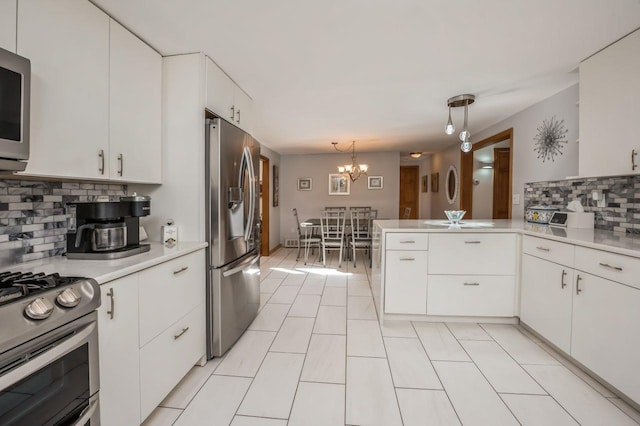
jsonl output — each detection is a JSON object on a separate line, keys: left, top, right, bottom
{"left": 0, "top": 272, "right": 84, "bottom": 306}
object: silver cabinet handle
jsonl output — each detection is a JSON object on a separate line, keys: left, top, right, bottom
{"left": 536, "top": 246, "right": 550, "bottom": 252}
{"left": 117, "top": 153, "right": 124, "bottom": 176}
{"left": 399, "top": 258, "right": 415, "bottom": 261}
{"left": 399, "top": 240, "right": 415, "bottom": 244}
{"left": 236, "top": 109, "right": 241, "bottom": 124}
{"left": 632, "top": 149, "right": 638, "bottom": 171}
{"left": 561, "top": 269, "right": 567, "bottom": 289}
{"left": 106, "top": 288, "right": 114, "bottom": 319}
{"left": 174, "top": 327, "right": 190, "bottom": 340}
{"left": 230, "top": 105, "right": 235, "bottom": 120}
{"left": 98, "top": 149, "right": 105, "bottom": 175}
{"left": 599, "top": 262, "right": 623, "bottom": 271}
{"left": 464, "top": 282, "right": 480, "bottom": 286}
{"left": 465, "top": 241, "right": 481, "bottom": 244}
{"left": 173, "top": 266, "right": 189, "bottom": 275}
{"left": 576, "top": 275, "right": 582, "bottom": 295}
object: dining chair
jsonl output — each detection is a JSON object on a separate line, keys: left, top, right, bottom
{"left": 349, "top": 209, "right": 374, "bottom": 267}
{"left": 293, "top": 208, "right": 321, "bottom": 265}
{"left": 402, "top": 207, "right": 412, "bottom": 219}
{"left": 320, "top": 209, "right": 347, "bottom": 267}
{"left": 324, "top": 206, "right": 347, "bottom": 211}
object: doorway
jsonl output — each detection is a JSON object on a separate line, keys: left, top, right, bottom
{"left": 259, "top": 156, "right": 270, "bottom": 256}
{"left": 460, "top": 128, "right": 513, "bottom": 219}
{"left": 399, "top": 166, "right": 419, "bottom": 219}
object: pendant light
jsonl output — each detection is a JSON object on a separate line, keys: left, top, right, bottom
{"left": 332, "top": 141, "right": 368, "bottom": 182}
{"left": 444, "top": 107, "right": 455, "bottom": 135}
{"left": 444, "top": 94, "right": 476, "bottom": 152}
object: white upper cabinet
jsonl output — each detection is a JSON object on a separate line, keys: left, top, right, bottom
{"left": 579, "top": 29, "right": 640, "bottom": 177}
{"left": 109, "top": 19, "right": 162, "bottom": 183}
{"left": 0, "top": 0, "right": 16, "bottom": 52}
{"left": 18, "top": 0, "right": 110, "bottom": 179}
{"left": 206, "top": 56, "right": 254, "bottom": 133}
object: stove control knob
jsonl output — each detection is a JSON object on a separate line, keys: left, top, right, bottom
{"left": 25, "top": 297, "right": 54, "bottom": 320}
{"left": 57, "top": 287, "right": 82, "bottom": 308}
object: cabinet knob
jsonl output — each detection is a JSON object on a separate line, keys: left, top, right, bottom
{"left": 98, "top": 150, "right": 105, "bottom": 175}
{"left": 561, "top": 269, "right": 567, "bottom": 289}
{"left": 117, "top": 154, "right": 124, "bottom": 177}
{"left": 576, "top": 275, "right": 582, "bottom": 295}
{"left": 632, "top": 149, "right": 638, "bottom": 171}
{"left": 599, "top": 262, "right": 623, "bottom": 272}
{"left": 174, "top": 327, "right": 190, "bottom": 340}
{"left": 236, "top": 109, "right": 241, "bottom": 124}
{"left": 106, "top": 288, "right": 115, "bottom": 319}
{"left": 230, "top": 105, "right": 235, "bottom": 120}
{"left": 173, "top": 266, "right": 189, "bottom": 275}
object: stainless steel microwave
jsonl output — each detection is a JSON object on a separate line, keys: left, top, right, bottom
{"left": 0, "top": 47, "right": 30, "bottom": 172}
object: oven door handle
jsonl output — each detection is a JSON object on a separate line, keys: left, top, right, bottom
{"left": 0, "top": 321, "right": 96, "bottom": 390}
{"left": 72, "top": 397, "right": 99, "bottom": 426}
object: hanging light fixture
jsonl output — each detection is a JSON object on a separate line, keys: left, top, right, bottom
{"left": 445, "top": 94, "right": 476, "bottom": 152}
{"left": 409, "top": 152, "right": 423, "bottom": 158}
{"left": 332, "top": 141, "right": 368, "bottom": 182}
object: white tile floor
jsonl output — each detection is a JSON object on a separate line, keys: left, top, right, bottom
{"left": 143, "top": 248, "right": 640, "bottom": 426}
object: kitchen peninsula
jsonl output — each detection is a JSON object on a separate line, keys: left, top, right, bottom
{"left": 371, "top": 218, "right": 640, "bottom": 406}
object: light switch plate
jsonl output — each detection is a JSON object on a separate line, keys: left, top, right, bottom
{"left": 512, "top": 194, "right": 520, "bottom": 205}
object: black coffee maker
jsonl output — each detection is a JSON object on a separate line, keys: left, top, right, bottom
{"left": 66, "top": 195, "right": 151, "bottom": 260}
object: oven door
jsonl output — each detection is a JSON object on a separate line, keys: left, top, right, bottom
{"left": 0, "top": 311, "right": 99, "bottom": 426}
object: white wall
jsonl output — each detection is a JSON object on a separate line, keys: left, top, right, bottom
{"left": 473, "top": 84, "right": 579, "bottom": 219}
{"left": 260, "top": 143, "right": 281, "bottom": 252}
{"left": 131, "top": 53, "right": 206, "bottom": 242}
{"left": 418, "top": 154, "right": 432, "bottom": 218}
{"left": 430, "top": 144, "right": 461, "bottom": 219}
{"left": 279, "top": 152, "right": 400, "bottom": 243}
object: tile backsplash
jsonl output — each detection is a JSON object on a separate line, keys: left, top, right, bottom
{"left": 0, "top": 179, "right": 127, "bottom": 265}
{"left": 524, "top": 175, "right": 640, "bottom": 234}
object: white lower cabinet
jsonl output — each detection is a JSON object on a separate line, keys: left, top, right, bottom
{"left": 571, "top": 271, "right": 640, "bottom": 404}
{"left": 98, "top": 274, "right": 141, "bottom": 426}
{"left": 521, "top": 254, "right": 574, "bottom": 353}
{"left": 427, "top": 275, "right": 515, "bottom": 317}
{"left": 520, "top": 235, "right": 640, "bottom": 405}
{"left": 384, "top": 249, "right": 427, "bottom": 314}
{"left": 97, "top": 249, "right": 206, "bottom": 425}
{"left": 140, "top": 303, "right": 205, "bottom": 420}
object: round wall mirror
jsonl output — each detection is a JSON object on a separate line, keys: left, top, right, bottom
{"left": 445, "top": 165, "right": 459, "bottom": 205}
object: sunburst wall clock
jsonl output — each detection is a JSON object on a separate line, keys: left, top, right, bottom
{"left": 533, "top": 116, "right": 568, "bottom": 162}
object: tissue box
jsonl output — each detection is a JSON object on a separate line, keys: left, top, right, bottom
{"left": 567, "top": 212, "right": 594, "bottom": 228}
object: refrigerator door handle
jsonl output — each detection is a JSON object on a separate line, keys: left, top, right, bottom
{"left": 222, "top": 254, "right": 260, "bottom": 277}
{"left": 243, "top": 145, "right": 256, "bottom": 243}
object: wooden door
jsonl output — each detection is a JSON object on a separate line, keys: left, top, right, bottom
{"left": 399, "top": 166, "right": 419, "bottom": 219}
{"left": 492, "top": 148, "right": 510, "bottom": 219}
{"left": 260, "top": 156, "right": 270, "bottom": 256}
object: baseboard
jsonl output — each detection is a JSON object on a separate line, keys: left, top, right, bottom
{"left": 269, "top": 244, "right": 282, "bottom": 255}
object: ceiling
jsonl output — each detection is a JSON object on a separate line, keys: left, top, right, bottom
{"left": 92, "top": 0, "right": 640, "bottom": 156}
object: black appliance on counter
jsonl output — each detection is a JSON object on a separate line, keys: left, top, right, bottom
{"left": 66, "top": 195, "right": 151, "bottom": 260}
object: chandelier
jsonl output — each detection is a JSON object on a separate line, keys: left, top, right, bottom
{"left": 331, "top": 141, "right": 368, "bottom": 182}
{"left": 444, "top": 94, "right": 475, "bottom": 152}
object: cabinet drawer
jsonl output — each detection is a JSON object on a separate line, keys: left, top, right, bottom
{"left": 523, "top": 235, "right": 575, "bottom": 266}
{"left": 384, "top": 250, "right": 428, "bottom": 314}
{"left": 427, "top": 275, "right": 516, "bottom": 317}
{"left": 574, "top": 246, "right": 640, "bottom": 290}
{"left": 428, "top": 234, "right": 517, "bottom": 275}
{"left": 140, "top": 303, "right": 205, "bottom": 421}
{"left": 139, "top": 251, "right": 205, "bottom": 346}
{"left": 386, "top": 233, "right": 428, "bottom": 250}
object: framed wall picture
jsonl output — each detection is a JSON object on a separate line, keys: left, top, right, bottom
{"left": 422, "top": 175, "right": 428, "bottom": 193}
{"left": 273, "top": 164, "right": 279, "bottom": 206}
{"left": 431, "top": 172, "right": 439, "bottom": 193}
{"left": 367, "top": 176, "right": 383, "bottom": 189}
{"left": 328, "top": 174, "right": 350, "bottom": 195}
{"left": 297, "top": 177, "right": 312, "bottom": 191}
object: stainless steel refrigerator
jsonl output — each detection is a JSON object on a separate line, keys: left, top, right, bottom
{"left": 205, "top": 118, "right": 261, "bottom": 358}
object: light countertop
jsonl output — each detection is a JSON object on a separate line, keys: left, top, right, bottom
{"left": 9, "top": 242, "right": 208, "bottom": 284}
{"left": 374, "top": 219, "right": 640, "bottom": 259}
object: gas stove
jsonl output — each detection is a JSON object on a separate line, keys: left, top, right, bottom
{"left": 0, "top": 271, "right": 100, "bottom": 355}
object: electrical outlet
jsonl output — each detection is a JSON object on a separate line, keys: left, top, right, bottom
{"left": 592, "top": 190, "right": 599, "bottom": 201}
{"left": 597, "top": 193, "right": 606, "bottom": 208}
{"left": 512, "top": 194, "right": 520, "bottom": 205}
